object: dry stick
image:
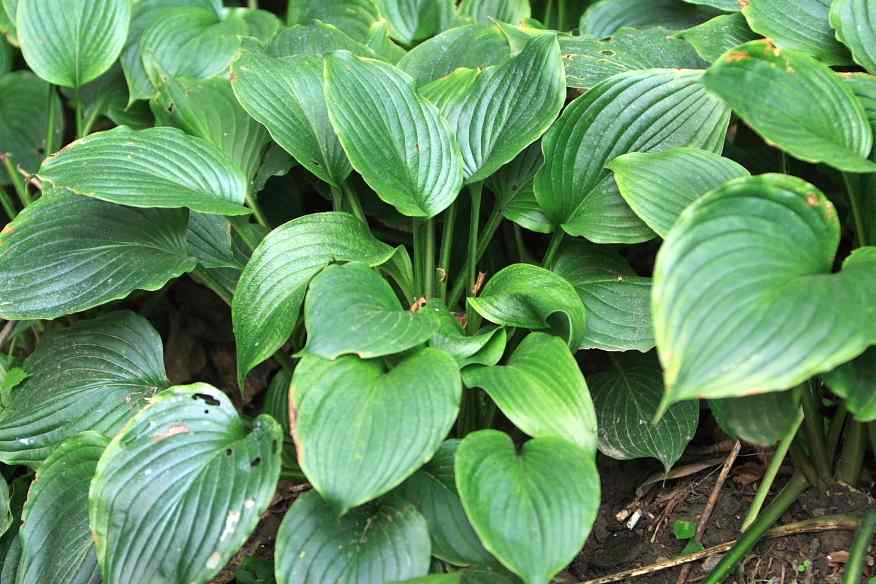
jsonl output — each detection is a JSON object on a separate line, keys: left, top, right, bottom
{"left": 0, "top": 320, "right": 13, "bottom": 350}
{"left": 675, "top": 441, "right": 742, "bottom": 584}
{"left": 579, "top": 515, "right": 861, "bottom": 584}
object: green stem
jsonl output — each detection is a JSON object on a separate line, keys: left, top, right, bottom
{"left": 341, "top": 182, "right": 367, "bottom": 224}
{"left": 1, "top": 155, "right": 30, "bottom": 207}
{"left": 44, "top": 86, "right": 57, "bottom": 157}
{"left": 869, "top": 422, "right": 876, "bottom": 460}
{"left": 448, "top": 200, "right": 503, "bottom": 308}
{"left": 703, "top": 473, "right": 810, "bottom": 584}
{"left": 247, "top": 0, "right": 257, "bottom": 8}
{"left": 800, "top": 382, "right": 832, "bottom": 481}
{"left": 245, "top": 190, "right": 271, "bottom": 230}
{"left": 843, "top": 512, "right": 876, "bottom": 584}
{"left": 741, "top": 409, "right": 804, "bottom": 532}
{"left": 557, "top": 0, "right": 567, "bottom": 31}
{"left": 789, "top": 438, "right": 824, "bottom": 491}
{"left": 0, "top": 187, "right": 16, "bottom": 220}
{"left": 542, "top": 229, "right": 565, "bottom": 268}
{"left": 828, "top": 404, "right": 849, "bottom": 460}
{"left": 457, "top": 389, "right": 481, "bottom": 437}
{"left": 438, "top": 201, "right": 457, "bottom": 301}
{"left": 75, "top": 86, "right": 85, "bottom": 139}
{"left": 465, "top": 182, "right": 483, "bottom": 331}
{"left": 412, "top": 218, "right": 425, "bottom": 297}
{"left": 779, "top": 150, "right": 789, "bottom": 175}
{"left": 842, "top": 172, "right": 869, "bottom": 247}
{"left": 329, "top": 185, "right": 344, "bottom": 212}
{"left": 836, "top": 420, "right": 866, "bottom": 486}
{"left": 423, "top": 218, "right": 436, "bottom": 299}
{"left": 513, "top": 224, "right": 533, "bottom": 263}
{"left": 230, "top": 216, "right": 264, "bottom": 253}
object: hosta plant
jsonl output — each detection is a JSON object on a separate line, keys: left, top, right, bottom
{"left": 0, "top": 1, "right": 875, "bottom": 583}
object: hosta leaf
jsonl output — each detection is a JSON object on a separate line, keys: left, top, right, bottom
{"left": 0, "top": 196, "right": 195, "bottom": 320}
{"left": 0, "top": 1, "right": 14, "bottom": 43}
{"left": 709, "top": 392, "right": 801, "bottom": 446}
{"left": 232, "top": 212, "right": 397, "bottom": 384}
{"left": 18, "top": 0, "right": 130, "bottom": 87}
{"left": 463, "top": 332, "right": 598, "bottom": 454}
{"left": 590, "top": 353, "right": 698, "bottom": 470}
{"left": 377, "top": 0, "right": 454, "bottom": 45}
{"left": 275, "top": 491, "right": 430, "bottom": 584}
{"left": 459, "top": 0, "right": 531, "bottom": 24}
{"left": 366, "top": 19, "right": 407, "bottom": 63}
{"left": 397, "top": 572, "right": 519, "bottom": 584}
{"left": 324, "top": 50, "right": 463, "bottom": 218}
{"left": 269, "top": 21, "right": 376, "bottom": 58}
{"left": 683, "top": 0, "right": 738, "bottom": 10}
{"left": 534, "top": 69, "right": 730, "bottom": 243}
{"left": 303, "top": 262, "right": 436, "bottom": 359}
{"left": 467, "top": 264, "right": 587, "bottom": 349}
{"left": 428, "top": 34, "right": 565, "bottom": 184}
{"left": 231, "top": 40, "right": 352, "bottom": 187}
{"left": 608, "top": 147, "right": 750, "bottom": 237}
{"left": 0, "top": 37, "right": 11, "bottom": 75}
{"left": 676, "top": 13, "right": 760, "bottom": 63}
{"left": 39, "top": 126, "right": 249, "bottom": 215}
{"left": 830, "top": 0, "right": 876, "bottom": 74}
{"left": 824, "top": 348, "right": 876, "bottom": 423}
{"left": 425, "top": 301, "right": 507, "bottom": 368}
{"left": 398, "top": 24, "right": 510, "bottom": 87}
{"left": 89, "top": 383, "right": 282, "bottom": 584}
{"left": 702, "top": 40, "right": 876, "bottom": 173}
{"left": 290, "top": 349, "right": 461, "bottom": 514}
{"left": 502, "top": 185, "right": 553, "bottom": 233}
{"left": 488, "top": 141, "right": 543, "bottom": 208}
{"left": 0, "top": 312, "right": 167, "bottom": 465}
{"left": 240, "top": 8, "right": 281, "bottom": 41}
{"left": 262, "top": 369, "right": 305, "bottom": 481}
{"left": 186, "top": 213, "right": 242, "bottom": 270}
{"left": 560, "top": 27, "right": 707, "bottom": 91}
{"left": 844, "top": 73, "right": 876, "bottom": 129}
{"left": 553, "top": 242, "right": 654, "bottom": 352}
{"left": 455, "top": 431, "right": 600, "bottom": 584}
{"left": 581, "top": 0, "right": 719, "bottom": 37}
{"left": 17, "top": 432, "right": 109, "bottom": 584}
{"left": 288, "top": 0, "right": 381, "bottom": 42}
{"left": 742, "top": 0, "right": 850, "bottom": 65}
{"left": 653, "top": 174, "right": 876, "bottom": 405}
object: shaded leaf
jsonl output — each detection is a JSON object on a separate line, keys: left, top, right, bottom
{"left": 287, "top": 0, "right": 381, "bottom": 42}
{"left": 459, "top": 0, "right": 531, "bottom": 24}
{"left": 186, "top": 212, "right": 242, "bottom": 270}
{"left": 377, "top": 0, "right": 454, "bottom": 45}
{"left": 823, "top": 347, "right": 876, "bottom": 423}
{"left": 830, "top": 0, "right": 876, "bottom": 74}
{"left": 676, "top": 13, "right": 760, "bottom": 62}
{"left": 582, "top": 0, "right": 719, "bottom": 37}
{"left": 262, "top": 369, "right": 305, "bottom": 481}
{"left": 742, "top": 0, "right": 850, "bottom": 65}
{"left": 709, "top": 392, "right": 802, "bottom": 446}
{"left": 396, "top": 571, "right": 519, "bottom": 584}
{"left": 683, "top": 0, "right": 738, "bottom": 10}
{"left": 425, "top": 301, "right": 507, "bottom": 369}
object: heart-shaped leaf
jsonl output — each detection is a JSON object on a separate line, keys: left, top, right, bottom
{"left": 377, "top": 0, "right": 454, "bottom": 45}
{"left": 831, "top": 0, "right": 876, "bottom": 74}
{"left": 702, "top": 40, "right": 876, "bottom": 173}
{"left": 288, "top": 0, "right": 381, "bottom": 42}
{"left": 275, "top": 491, "right": 431, "bottom": 584}
{"left": 18, "top": 0, "right": 130, "bottom": 87}
{"left": 709, "top": 392, "right": 802, "bottom": 446}
{"left": 608, "top": 147, "right": 750, "bottom": 237}
{"left": 459, "top": 0, "right": 530, "bottom": 24}
{"left": 653, "top": 174, "right": 876, "bottom": 405}
{"left": 290, "top": 348, "right": 460, "bottom": 514}
{"left": 590, "top": 353, "right": 698, "bottom": 470}
{"left": 0, "top": 311, "right": 167, "bottom": 465}
{"left": 17, "top": 432, "right": 108, "bottom": 584}
{"left": 676, "top": 13, "right": 761, "bottom": 63}
{"left": 425, "top": 301, "right": 507, "bottom": 368}
{"left": 303, "top": 262, "right": 436, "bottom": 359}
{"left": 581, "top": 0, "right": 719, "bottom": 37}
{"left": 38, "top": 126, "right": 249, "bottom": 215}
{"left": 742, "top": 0, "right": 850, "bottom": 65}
{"left": 232, "top": 212, "right": 398, "bottom": 384}
{"left": 231, "top": 39, "right": 352, "bottom": 187}
{"left": 535, "top": 69, "right": 730, "bottom": 243}
{"left": 0, "top": 195, "right": 195, "bottom": 320}
{"left": 824, "top": 348, "right": 876, "bottom": 423}
{"left": 467, "top": 264, "right": 587, "bottom": 349}
{"left": 463, "top": 332, "right": 598, "bottom": 454}
{"left": 552, "top": 242, "right": 654, "bottom": 352}
{"left": 455, "top": 431, "right": 600, "bottom": 584}
{"left": 90, "top": 383, "right": 282, "bottom": 584}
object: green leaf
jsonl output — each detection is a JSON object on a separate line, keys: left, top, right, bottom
{"left": 673, "top": 519, "right": 697, "bottom": 540}
{"left": 262, "top": 369, "right": 305, "bottom": 482}
{"left": 396, "top": 572, "right": 519, "bottom": 584}
{"left": 290, "top": 348, "right": 461, "bottom": 514}
{"left": 269, "top": 21, "right": 376, "bottom": 58}
{"left": 823, "top": 347, "right": 876, "bottom": 423}
{"left": 503, "top": 186, "right": 553, "bottom": 234}
{"left": 0, "top": 312, "right": 168, "bottom": 464}
{"left": 90, "top": 383, "right": 282, "bottom": 584}
{"left": 288, "top": 0, "right": 381, "bottom": 42}
{"left": 463, "top": 332, "right": 597, "bottom": 454}
{"left": 398, "top": 23, "right": 511, "bottom": 87}
{"left": 303, "top": 262, "right": 436, "bottom": 359}
{"left": 425, "top": 301, "right": 507, "bottom": 368}
{"left": 709, "top": 392, "right": 802, "bottom": 446}
{"left": 275, "top": 491, "right": 431, "bottom": 584}
{"left": 186, "top": 213, "right": 242, "bottom": 270}
{"left": 0, "top": 36, "right": 11, "bottom": 75}
{"left": 844, "top": 72, "right": 876, "bottom": 129}
{"left": 0, "top": 195, "right": 195, "bottom": 320}
{"left": 0, "top": 367, "right": 26, "bottom": 393}
{"left": 377, "top": 0, "right": 454, "bottom": 45}
{"left": 459, "top": 0, "right": 531, "bottom": 24}
{"left": 18, "top": 0, "right": 130, "bottom": 87}
{"left": 608, "top": 147, "right": 750, "bottom": 237}
{"left": 427, "top": 34, "right": 565, "bottom": 184}
{"left": 232, "top": 212, "right": 397, "bottom": 384}
{"left": 455, "top": 431, "right": 600, "bottom": 584}
{"left": 553, "top": 242, "right": 654, "bottom": 352}
{"left": 17, "top": 432, "right": 108, "bottom": 584}
{"left": 366, "top": 19, "right": 408, "bottom": 63}
{"left": 653, "top": 174, "right": 876, "bottom": 405}
{"left": 830, "top": 0, "right": 876, "bottom": 74}
{"left": 535, "top": 69, "right": 730, "bottom": 243}
{"left": 590, "top": 353, "right": 698, "bottom": 470}
{"left": 581, "top": 0, "right": 719, "bottom": 37}
{"left": 325, "top": 50, "right": 463, "bottom": 218}
{"left": 683, "top": 0, "right": 739, "bottom": 11}
{"left": 239, "top": 8, "right": 281, "bottom": 41}
{"left": 702, "top": 40, "right": 876, "bottom": 173}
{"left": 677, "top": 13, "right": 760, "bottom": 63}
{"left": 467, "top": 264, "right": 588, "bottom": 349}
{"left": 38, "top": 126, "right": 250, "bottom": 215}
{"left": 560, "top": 27, "right": 707, "bottom": 91}
{"left": 231, "top": 40, "right": 352, "bottom": 187}
{"left": 742, "top": 0, "right": 850, "bottom": 65}
{"left": 0, "top": 477, "right": 8, "bottom": 540}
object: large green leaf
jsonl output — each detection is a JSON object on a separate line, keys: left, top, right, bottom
{"left": 467, "top": 264, "right": 588, "bottom": 349}
{"left": 186, "top": 212, "right": 243, "bottom": 270}
{"left": 38, "top": 126, "right": 249, "bottom": 215}
{"left": 683, "top": 0, "right": 738, "bottom": 10}
{"left": 288, "top": 0, "right": 381, "bottom": 42}
{"left": 17, "top": 432, "right": 108, "bottom": 584}
{"left": 231, "top": 40, "right": 351, "bottom": 187}
{"left": 608, "top": 147, "right": 750, "bottom": 237}
{"left": 824, "top": 348, "right": 876, "bottom": 423}
{"left": 702, "top": 40, "right": 876, "bottom": 173}
{"left": 709, "top": 392, "right": 802, "bottom": 446}
{"left": 232, "top": 212, "right": 397, "bottom": 384}
{"left": 653, "top": 174, "right": 876, "bottom": 406}
{"left": 0, "top": 311, "right": 167, "bottom": 465}
{"left": 552, "top": 242, "right": 654, "bottom": 352}
{"left": 581, "top": 0, "right": 719, "bottom": 37}
{"left": 269, "top": 21, "right": 376, "bottom": 57}
{"left": 455, "top": 431, "right": 599, "bottom": 584}
{"left": 90, "top": 383, "right": 282, "bottom": 584}
{"left": 290, "top": 348, "right": 460, "bottom": 514}
{"left": 463, "top": 332, "right": 597, "bottom": 454}
{"left": 324, "top": 50, "right": 463, "bottom": 218}
{"left": 275, "top": 491, "right": 431, "bottom": 584}
{"left": 534, "top": 69, "right": 730, "bottom": 243}
{"left": 425, "top": 301, "right": 507, "bottom": 369}
{"left": 459, "top": 0, "right": 530, "bottom": 24}
{"left": 830, "top": 0, "right": 876, "bottom": 74}
{"left": 397, "top": 572, "right": 519, "bottom": 584}
{"left": 18, "top": 0, "right": 130, "bottom": 87}
{"left": 742, "top": 0, "right": 850, "bottom": 65}
{"left": 377, "top": 0, "right": 454, "bottom": 45}
{"left": 398, "top": 24, "right": 510, "bottom": 87}
{"left": 590, "top": 353, "right": 698, "bottom": 470}
{"left": 676, "top": 13, "right": 760, "bottom": 63}
{"left": 0, "top": 195, "right": 195, "bottom": 320}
